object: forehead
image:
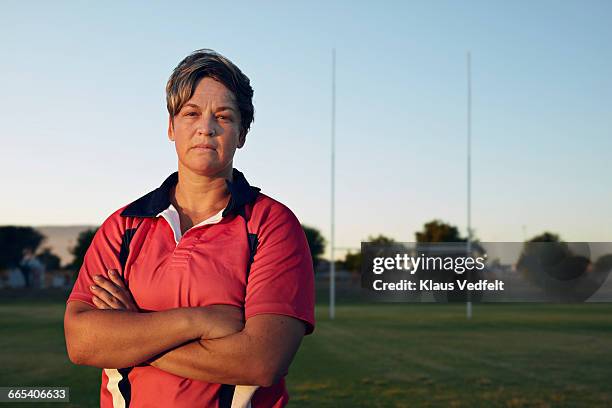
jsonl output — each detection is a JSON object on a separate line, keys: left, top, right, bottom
{"left": 187, "top": 77, "right": 237, "bottom": 108}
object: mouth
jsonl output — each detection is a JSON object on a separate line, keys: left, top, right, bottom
{"left": 192, "top": 144, "right": 216, "bottom": 151}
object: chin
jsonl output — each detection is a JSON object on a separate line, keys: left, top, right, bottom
{"left": 182, "top": 160, "right": 232, "bottom": 178}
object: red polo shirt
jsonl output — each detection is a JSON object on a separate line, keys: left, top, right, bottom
{"left": 67, "top": 169, "right": 315, "bottom": 408}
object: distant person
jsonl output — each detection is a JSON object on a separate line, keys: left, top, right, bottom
{"left": 64, "top": 49, "right": 315, "bottom": 408}
{"left": 19, "top": 250, "right": 33, "bottom": 287}
{"left": 20, "top": 249, "right": 45, "bottom": 288}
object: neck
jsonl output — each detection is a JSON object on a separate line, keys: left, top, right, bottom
{"left": 172, "top": 162, "right": 233, "bottom": 217}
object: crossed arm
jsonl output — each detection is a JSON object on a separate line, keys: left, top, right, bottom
{"left": 64, "top": 270, "right": 305, "bottom": 386}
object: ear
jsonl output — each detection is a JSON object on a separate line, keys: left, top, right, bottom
{"left": 167, "top": 115, "right": 175, "bottom": 141}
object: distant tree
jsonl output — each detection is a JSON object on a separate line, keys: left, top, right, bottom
{"left": 302, "top": 225, "right": 325, "bottom": 269}
{"left": 515, "top": 232, "right": 604, "bottom": 301}
{"left": 37, "top": 247, "right": 62, "bottom": 271}
{"left": 367, "top": 234, "right": 396, "bottom": 245}
{"left": 343, "top": 235, "right": 398, "bottom": 273}
{"left": 0, "top": 226, "right": 45, "bottom": 269}
{"left": 414, "top": 220, "right": 486, "bottom": 302}
{"left": 69, "top": 228, "right": 98, "bottom": 271}
{"left": 342, "top": 251, "right": 362, "bottom": 273}
{"left": 517, "top": 231, "right": 578, "bottom": 282}
{"left": 521, "top": 232, "right": 567, "bottom": 271}
{"left": 526, "top": 232, "right": 560, "bottom": 243}
{"left": 416, "top": 220, "right": 465, "bottom": 243}
{"left": 415, "top": 220, "right": 484, "bottom": 254}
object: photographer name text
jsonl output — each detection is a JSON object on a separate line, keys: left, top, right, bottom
{"left": 372, "top": 279, "right": 505, "bottom": 291}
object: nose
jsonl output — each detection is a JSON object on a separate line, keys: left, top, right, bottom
{"left": 197, "top": 113, "right": 217, "bottom": 137}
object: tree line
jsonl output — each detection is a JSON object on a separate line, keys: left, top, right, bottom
{"left": 0, "top": 221, "right": 578, "bottom": 282}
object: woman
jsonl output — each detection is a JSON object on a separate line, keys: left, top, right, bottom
{"left": 64, "top": 49, "right": 315, "bottom": 408}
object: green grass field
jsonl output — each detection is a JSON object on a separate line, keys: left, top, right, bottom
{"left": 1, "top": 288, "right": 611, "bottom": 407}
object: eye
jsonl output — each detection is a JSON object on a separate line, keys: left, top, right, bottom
{"left": 185, "top": 111, "right": 198, "bottom": 117}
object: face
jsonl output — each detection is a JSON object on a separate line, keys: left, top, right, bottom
{"left": 168, "top": 77, "right": 245, "bottom": 178}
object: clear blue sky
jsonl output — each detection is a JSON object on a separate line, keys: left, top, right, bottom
{"left": 1, "top": 1, "right": 611, "bottom": 256}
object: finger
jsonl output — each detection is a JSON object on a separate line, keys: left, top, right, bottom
{"left": 93, "top": 275, "right": 130, "bottom": 307}
{"left": 106, "top": 270, "right": 139, "bottom": 311}
{"left": 106, "top": 270, "right": 138, "bottom": 310}
{"left": 92, "top": 294, "right": 112, "bottom": 310}
{"left": 90, "top": 284, "right": 128, "bottom": 310}
{"left": 107, "top": 269, "right": 127, "bottom": 289}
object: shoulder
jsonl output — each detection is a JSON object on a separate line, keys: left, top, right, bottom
{"left": 248, "top": 193, "right": 302, "bottom": 232}
{"left": 96, "top": 204, "right": 146, "bottom": 240}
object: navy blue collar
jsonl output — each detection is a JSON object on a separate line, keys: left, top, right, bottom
{"left": 120, "top": 168, "right": 260, "bottom": 218}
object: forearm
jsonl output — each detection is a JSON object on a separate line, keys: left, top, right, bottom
{"left": 151, "top": 332, "right": 265, "bottom": 385}
{"left": 150, "top": 315, "right": 305, "bottom": 386}
{"left": 65, "top": 304, "right": 200, "bottom": 369}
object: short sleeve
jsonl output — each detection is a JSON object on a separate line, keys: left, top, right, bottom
{"left": 244, "top": 203, "right": 315, "bottom": 335}
{"left": 66, "top": 209, "right": 125, "bottom": 307}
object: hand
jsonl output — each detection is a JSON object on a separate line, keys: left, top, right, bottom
{"left": 148, "top": 305, "right": 244, "bottom": 369}
{"left": 197, "top": 305, "right": 245, "bottom": 340}
{"left": 89, "top": 269, "right": 139, "bottom": 311}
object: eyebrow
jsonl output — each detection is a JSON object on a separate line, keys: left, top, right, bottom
{"left": 182, "top": 103, "right": 237, "bottom": 113}
{"left": 214, "top": 105, "right": 237, "bottom": 113}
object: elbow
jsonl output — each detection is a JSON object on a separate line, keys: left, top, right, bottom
{"left": 65, "top": 332, "right": 110, "bottom": 368}
{"left": 252, "top": 362, "right": 287, "bottom": 387}
{"left": 65, "top": 330, "right": 82, "bottom": 365}
{"left": 66, "top": 340, "right": 109, "bottom": 368}
{"left": 255, "top": 374, "right": 280, "bottom": 388}
{"left": 65, "top": 328, "right": 88, "bottom": 365}
{"left": 64, "top": 314, "right": 92, "bottom": 366}
{"left": 65, "top": 331, "right": 91, "bottom": 366}
{"left": 67, "top": 345, "right": 86, "bottom": 365}
{"left": 255, "top": 370, "right": 284, "bottom": 388}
